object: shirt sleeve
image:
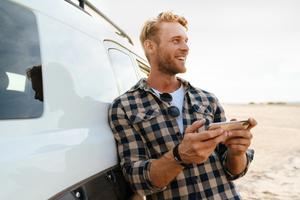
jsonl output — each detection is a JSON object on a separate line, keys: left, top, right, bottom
{"left": 108, "top": 99, "right": 166, "bottom": 196}
{"left": 213, "top": 97, "right": 254, "bottom": 180}
{"left": 221, "top": 148, "right": 254, "bottom": 180}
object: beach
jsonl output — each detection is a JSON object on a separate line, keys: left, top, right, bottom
{"left": 223, "top": 104, "right": 300, "bottom": 200}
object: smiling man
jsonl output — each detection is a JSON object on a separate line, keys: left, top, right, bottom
{"left": 108, "top": 12, "right": 257, "bottom": 200}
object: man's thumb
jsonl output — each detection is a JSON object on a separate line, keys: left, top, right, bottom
{"left": 185, "top": 119, "right": 206, "bottom": 134}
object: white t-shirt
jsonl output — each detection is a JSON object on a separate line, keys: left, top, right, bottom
{"left": 152, "top": 84, "right": 185, "bottom": 133}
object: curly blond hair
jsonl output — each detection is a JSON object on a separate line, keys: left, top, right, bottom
{"left": 139, "top": 11, "right": 188, "bottom": 46}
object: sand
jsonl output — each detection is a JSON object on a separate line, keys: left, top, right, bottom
{"left": 223, "top": 104, "right": 300, "bottom": 200}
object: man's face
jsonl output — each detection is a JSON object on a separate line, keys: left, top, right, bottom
{"left": 154, "top": 22, "right": 189, "bottom": 75}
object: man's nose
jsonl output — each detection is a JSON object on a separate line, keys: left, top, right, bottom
{"left": 180, "top": 42, "right": 189, "bottom": 52}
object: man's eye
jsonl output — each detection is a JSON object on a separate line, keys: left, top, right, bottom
{"left": 173, "top": 40, "right": 179, "bottom": 44}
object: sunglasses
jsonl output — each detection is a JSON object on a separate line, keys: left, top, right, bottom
{"left": 159, "top": 93, "right": 180, "bottom": 118}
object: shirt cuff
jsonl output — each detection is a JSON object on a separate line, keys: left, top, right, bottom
{"left": 222, "top": 149, "right": 254, "bottom": 180}
{"left": 143, "top": 159, "right": 167, "bottom": 192}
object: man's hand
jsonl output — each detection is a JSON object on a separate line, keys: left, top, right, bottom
{"left": 223, "top": 117, "right": 257, "bottom": 175}
{"left": 150, "top": 119, "right": 229, "bottom": 188}
{"left": 224, "top": 117, "right": 257, "bottom": 156}
{"left": 178, "top": 119, "right": 228, "bottom": 164}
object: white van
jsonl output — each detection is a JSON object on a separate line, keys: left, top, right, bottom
{"left": 0, "top": 0, "right": 149, "bottom": 199}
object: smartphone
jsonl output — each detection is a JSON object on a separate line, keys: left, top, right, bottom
{"left": 208, "top": 120, "right": 250, "bottom": 131}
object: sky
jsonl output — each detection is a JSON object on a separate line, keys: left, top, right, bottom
{"left": 93, "top": 0, "right": 300, "bottom": 103}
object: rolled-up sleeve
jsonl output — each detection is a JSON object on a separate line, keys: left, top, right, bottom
{"left": 108, "top": 99, "right": 165, "bottom": 196}
{"left": 221, "top": 148, "right": 254, "bottom": 180}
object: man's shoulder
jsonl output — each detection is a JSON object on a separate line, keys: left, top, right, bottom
{"left": 189, "top": 84, "right": 219, "bottom": 103}
{"left": 112, "top": 91, "right": 136, "bottom": 105}
{"left": 178, "top": 77, "right": 218, "bottom": 102}
{"left": 111, "top": 80, "right": 144, "bottom": 108}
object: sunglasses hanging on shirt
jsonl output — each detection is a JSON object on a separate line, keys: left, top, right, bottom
{"left": 159, "top": 93, "right": 180, "bottom": 118}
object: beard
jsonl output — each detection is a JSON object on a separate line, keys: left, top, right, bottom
{"left": 156, "top": 49, "right": 186, "bottom": 76}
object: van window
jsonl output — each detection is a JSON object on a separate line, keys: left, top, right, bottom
{"left": 0, "top": 0, "right": 43, "bottom": 119}
{"left": 108, "top": 49, "right": 139, "bottom": 94}
{"left": 136, "top": 60, "right": 150, "bottom": 78}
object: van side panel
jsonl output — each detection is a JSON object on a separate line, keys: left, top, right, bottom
{"left": 0, "top": 1, "right": 123, "bottom": 199}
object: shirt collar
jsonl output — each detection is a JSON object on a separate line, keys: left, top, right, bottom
{"left": 129, "top": 77, "right": 191, "bottom": 93}
{"left": 128, "top": 77, "right": 210, "bottom": 114}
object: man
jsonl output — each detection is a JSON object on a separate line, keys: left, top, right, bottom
{"left": 108, "top": 11, "right": 257, "bottom": 200}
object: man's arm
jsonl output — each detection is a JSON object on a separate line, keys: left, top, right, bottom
{"left": 224, "top": 118, "right": 257, "bottom": 176}
{"left": 109, "top": 100, "right": 159, "bottom": 196}
{"left": 212, "top": 97, "right": 256, "bottom": 179}
{"left": 225, "top": 152, "right": 248, "bottom": 175}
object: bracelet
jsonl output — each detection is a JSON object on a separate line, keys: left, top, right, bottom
{"left": 173, "top": 143, "right": 187, "bottom": 167}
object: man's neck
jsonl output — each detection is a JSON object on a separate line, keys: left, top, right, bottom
{"left": 147, "top": 71, "right": 181, "bottom": 93}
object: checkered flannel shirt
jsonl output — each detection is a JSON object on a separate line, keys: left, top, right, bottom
{"left": 108, "top": 78, "right": 254, "bottom": 200}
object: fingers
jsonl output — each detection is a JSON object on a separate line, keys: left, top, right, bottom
{"left": 203, "top": 132, "right": 228, "bottom": 146}
{"left": 225, "top": 137, "right": 251, "bottom": 146}
{"left": 185, "top": 119, "right": 206, "bottom": 134}
{"left": 230, "top": 118, "right": 257, "bottom": 130}
{"left": 227, "top": 129, "right": 252, "bottom": 139}
{"left": 227, "top": 144, "right": 248, "bottom": 153}
{"left": 247, "top": 117, "right": 257, "bottom": 130}
{"left": 196, "top": 128, "right": 226, "bottom": 141}
{"left": 191, "top": 132, "right": 227, "bottom": 152}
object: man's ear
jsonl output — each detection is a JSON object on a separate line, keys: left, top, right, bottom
{"left": 144, "top": 39, "right": 156, "bottom": 54}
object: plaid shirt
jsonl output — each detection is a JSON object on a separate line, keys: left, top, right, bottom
{"left": 108, "top": 78, "right": 254, "bottom": 200}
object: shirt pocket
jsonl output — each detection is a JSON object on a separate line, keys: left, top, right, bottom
{"left": 129, "top": 109, "right": 174, "bottom": 157}
{"left": 129, "top": 108, "right": 160, "bottom": 124}
{"left": 192, "top": 104, "right": 214, "bottom": 131}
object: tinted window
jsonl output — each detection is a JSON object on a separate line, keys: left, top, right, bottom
{"left": 108, "top": 49, "right": 138, "bottom": 94}
{"left": 0, "top": 0, "right": 43, "bottom": 119}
